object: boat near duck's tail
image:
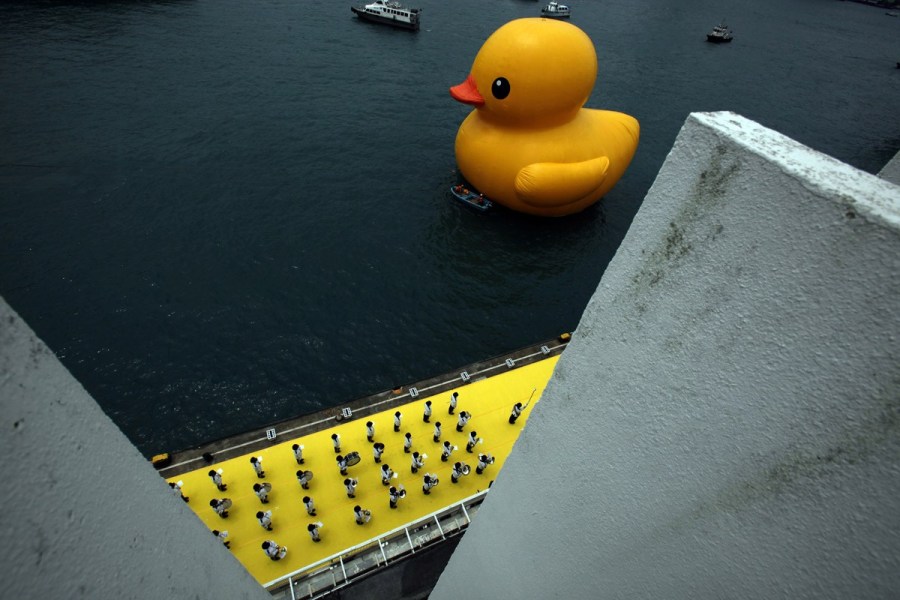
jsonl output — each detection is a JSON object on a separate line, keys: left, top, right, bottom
{"left": 541, "top": 2, "right": 571, "bottom": 19}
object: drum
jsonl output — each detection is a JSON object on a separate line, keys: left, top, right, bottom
{"left": 344, "top": 451, "right": 361, "bottom": 467}
{"left": 460, "top": 464, "right": 471, "bottom": 475}
{"left": 300, "top": 470, "right": 314, "bottom": 482}
{"left": 220, "top": 498, "right": 233, "bottom": 510}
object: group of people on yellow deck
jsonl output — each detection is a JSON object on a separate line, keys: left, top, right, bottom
{"left": 169, "top": 393, "right": 526, "bottom": 563}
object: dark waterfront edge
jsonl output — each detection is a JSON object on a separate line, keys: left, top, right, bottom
{"left": 155, "top": 334, "right": 571, "bottom": 478}
{"left": 840, "top": 0, "right": 899, "bottom": 9}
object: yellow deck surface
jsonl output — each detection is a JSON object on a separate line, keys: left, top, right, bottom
{"left": 170, "top": 355, "right": 559, "bottom": 585}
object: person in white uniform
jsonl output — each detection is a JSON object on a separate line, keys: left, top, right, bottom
{"left": 344, "top": 477, "right": 358, "bottom": 498}
{"left": 422, "top": 473, "right": 439, "bottom": 495}
{"left": 292, "top": 443, "right": 305, "bottom": 465}
{"left": 208, "top": 469, "right": 227, "bottom": 491}
{"left": 354, "top": 505, "right": 372, "bottom": 525}
{"left": 256, "top": 510, "right": 273, "bottom": 531}
{"left": 253, "top": 482, "right": 272, "bottom": 504}
{"left": 302, "top": 495, "right": 317, "bottom": 516}
{"left": 262, "top": 540, "right": 287, "bottom": 560}
{"left": 250, "top": 456, "right": 265, "bottom": 478}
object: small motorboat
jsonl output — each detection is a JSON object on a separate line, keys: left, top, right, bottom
{"left": 706, "top": 22, "right": 733, "bottom": 43}
{"left": 541, "top": 1, "right": 570, "bottom": 19}
{"left": 450, "top": 185, "right": 493, "bottom": 212}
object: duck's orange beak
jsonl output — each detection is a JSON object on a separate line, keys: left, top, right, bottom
{"left": 450, "top": 74, "right": 484, "bottom": 106}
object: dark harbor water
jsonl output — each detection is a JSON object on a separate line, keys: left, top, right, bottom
{"left": 2, "top": 0, "right": 898, "bottom": 455}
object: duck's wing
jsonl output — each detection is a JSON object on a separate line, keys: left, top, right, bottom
{"left": 514, "top": 156, "right": 610, "bottom": 207}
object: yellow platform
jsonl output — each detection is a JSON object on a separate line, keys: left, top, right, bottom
{"left": 169, "top": 355, "right": 559, "bottom": 585}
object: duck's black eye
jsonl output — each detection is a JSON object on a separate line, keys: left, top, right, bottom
{"left": 491, "top": 77, "right": 510, "bottom": 100}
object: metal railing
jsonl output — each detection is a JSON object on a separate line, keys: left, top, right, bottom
{"left": 158, "top": 340, "right": 566, "bottom": 475}
{"left": 265, "top": 490, "right": 488, "bottom": 599}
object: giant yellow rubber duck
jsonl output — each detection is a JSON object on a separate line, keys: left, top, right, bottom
{"left": 450, "top": 18, "right": 639, "bottom": 217}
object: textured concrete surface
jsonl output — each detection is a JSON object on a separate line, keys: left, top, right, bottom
{"left": 0, "top": 297, "right": 268, "bottom": 599}
{"left": 431, "top": 112, "right": 900, "bottom": 599}
{"left": 879, "top": 150, "right": 900, "bottom": 185}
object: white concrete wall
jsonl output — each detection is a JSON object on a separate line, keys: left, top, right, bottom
{"left": 431, "top": 112, "right": 900, "bottom": 599}
{"left": 878, "top": 150, "right": 900, "bottom": 185}
{"left": 0, "top": 298, "right": 269, "bottom": 599}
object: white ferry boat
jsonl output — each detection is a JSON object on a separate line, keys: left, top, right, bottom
{"left": 351, "top": 0, "right": 421, "bottom": 31}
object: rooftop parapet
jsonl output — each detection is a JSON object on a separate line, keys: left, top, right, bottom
{"left": 432, "top": 111, "right": 900, "bottom": 600}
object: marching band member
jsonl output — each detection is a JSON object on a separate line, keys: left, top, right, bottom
{"left": 422, "top": 473, "right": 439, "bottom": 495}
{"left": 476, "top": 453, "right": 495, "bottom": 475}
{"left": 441, "top": 441, "right": 457, "bottom": 462}
{"left": 256, "top": 510, "right": 273, "bottom": 531}
{"left": 456, "top": 411, "right": 471, "bottom": 432}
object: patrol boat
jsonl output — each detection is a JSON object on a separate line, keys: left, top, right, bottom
{"left": 351, "top": 0, "right": 421, "bottom": 31}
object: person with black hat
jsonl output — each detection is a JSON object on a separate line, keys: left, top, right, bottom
{"left": 308, "top": 522, "right": 323, "bottom": 542}
{"left": 256, "top": 510, "right": 273, "bottom": 531}
{"left": 466, "top": 431, "right": 482, "bottom": 453}
{"left": 292, "top": 443, "right": 305, "bottom": 465}
{"left": 331, "top": 433, "right": 341, "bottom": 453}
{"left": 262, "top": 540, "right": 287, "bottom": 560}
{"left": 250, "top": 456, "right": 265, "bottom": 478}
{"left": 389, "top": 485, "right": 406, "bottom": 509}
{"left": 209, "top": 498, "right": 231, "bottom": 518}
{"left": 394, "top": 411, "right": 402, "bottom": 432}
{"left": 365, "top": 421, "right": 375, "bottom": 443}
{"left": 422, "top": 473, "right": 439, "bottom": 495}
{"left": 253, "top": 482, "right": 272, "bottom": 504}
{"left": 509, "top": 402, "right": 523, "bottom": 424}
{"left": 208, "top": 469, "right": 227, "bottom": 491}
{"left": 423, "top": 400, "right": 432, "bottom": 423}
{"left": 380, "top": 464, "right": 395, "bottom": 486}
{"left": 441, "top": 440, "right": 457, "bottom": 462}
{"left": 296, "top": 469, "right": 313, "bottom": 490}
{"left": 410, "top": 451, "right": 426, "bottom": 474}
{"left": 336, "top": 454, "right": 349, "bottom": 476}
{"left": 451, "top": 462, "right": 470, "bottom": 484}
{"left": 456, "top": 411, "right": 471, "bottom": 432}
{"left": 212, "top": 529, "right": 229, "bottom": 548}
{"left": 476, "top": 453, "right": 495, "bottom": 475}
{"left": 403, "top": 432, "right": 412, "bottom": 453}
{"left": 169, "top": 481, "right": 189, "bottom": 502}
{"left": 344, "top": 477, "right": 358, "bottom": 498}
{"left": 302, "top": 495, "right": 316, "bottom": 516}
{"left": 372, "top": 442, "right": 385, "bottom": 464}
{"left": 354, "top": 505, "right": 372, "bottom": 525}
{"left": 448, "top": 391, "right": 459, "bottom": 415}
